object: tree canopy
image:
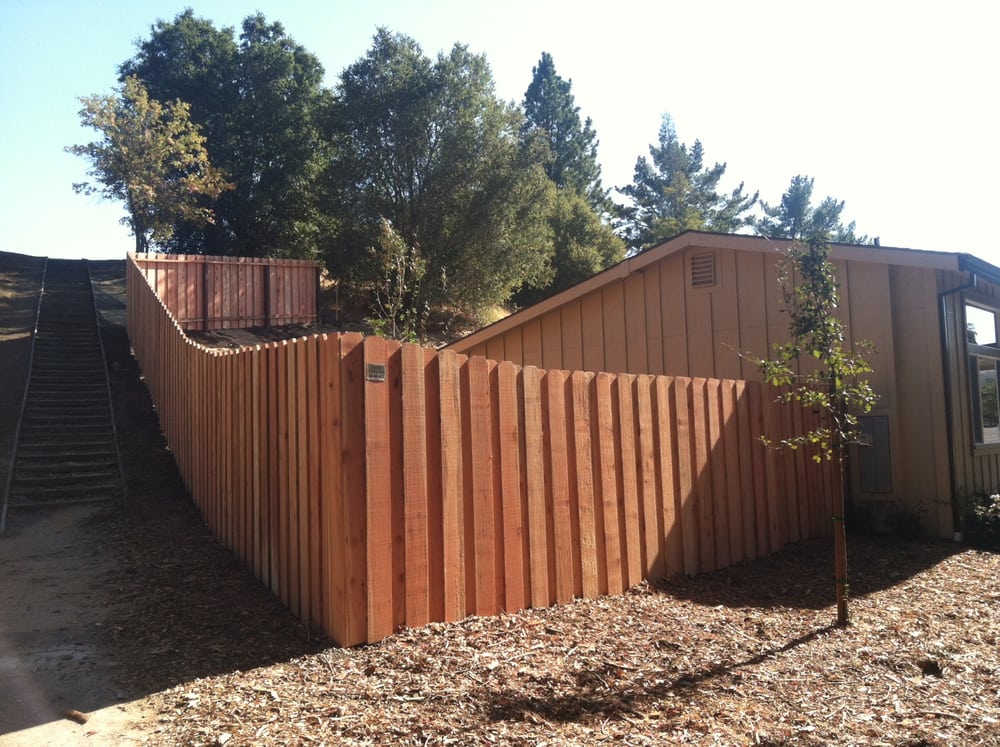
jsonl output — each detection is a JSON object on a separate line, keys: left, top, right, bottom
{"left": 757, "top": 175, "right": 869, "bottom": 244}
{"left": 324, "top": 29, "right": 555, "bottom": 322}
{"left": 67, "top": 76, "right": 231, "bottom": 253}
{"left": 121, "top": 10, "right": 331, "bottom": 258}
{"left": 619, "top": 114, "right": 758, "bottom": 253}
{"left": 70, "top": 12, "right": 880, "bottom": 339}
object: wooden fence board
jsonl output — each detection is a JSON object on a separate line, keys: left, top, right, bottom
{"left": 424, "top": 350, "right": 445, "bottom": 623}
{"left": 674, "top": 377, "right": 699, "bottom": 576}
{"left": 438, "top": 350, "right": 465, "bottom": 621}
{"left": 692, "top": 378, "right": 715, "bottom": 574}
{"left": 571, "top": 371, "right": 597, "bottom": 598}
{"left": 635, "top": 375, "right": 661, "bottom": 578}
{"left": 707, "top": 379, "right": 731, "bottom": 570}
{"left": 317, "top": 335, "right": 339, "bottom": 638}
{"left": 387, "top": 343, "right": 406, "bottom": 632}
{"left": 545, "top": 370, "right": 574, "bottom": 604}
{"left": 594, "top": 373, "right": 623, "bottom": 594}
{"left": 654, "top": 377, "right": 683, "bottom": 576}
{"left": 496, "top": 361, "right": 525, "bottom": 611}
{"left": 464, "top": 356, "right": 496, "bottom": 615}
{"left": 340, "top": 333, "right": 367, "bottom": 646}
{"left": 522, "top": 366, "right": 549, "bottom": 607}
{"left": 306, "top": 337, "right": 323, "bottom": 629}
{"left": 364, "top": 337, "right": 394, "bottom": 642}
{"left": 402, "top": 344, "right": 430, "bottom": 627}
{"left": 616, "top": 374, "right": 642, "bottom": 588}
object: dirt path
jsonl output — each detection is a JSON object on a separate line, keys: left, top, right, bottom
{"left": 0, "top": 254, "right": 152, "bottom": 745}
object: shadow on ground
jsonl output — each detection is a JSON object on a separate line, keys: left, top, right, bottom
{"left": 99, "top": 316, "right": 324, "bottom": 701}
{"left": 655, "top": 531, "right": 962, "bottom": 613}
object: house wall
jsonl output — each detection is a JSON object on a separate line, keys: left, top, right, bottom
{"left": 456, "top": 240, "right": 959, "bottom": 537}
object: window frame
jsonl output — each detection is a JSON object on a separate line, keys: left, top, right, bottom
{"left": 965, "top": 297, "right": 1000, "bottom": 448}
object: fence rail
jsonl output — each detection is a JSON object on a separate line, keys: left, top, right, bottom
{"left": 130, "top": 252, "right": 319, "bottom": 331}
{"left": 127, "top": 254, "right": 835, "bottom": 646}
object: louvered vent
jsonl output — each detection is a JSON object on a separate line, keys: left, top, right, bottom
{"left": 690, "top": 253, "right": 716, "bottom": 288}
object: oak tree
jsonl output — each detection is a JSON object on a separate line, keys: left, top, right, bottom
{"left": 325, "top": 29, "right": 555, "bottom": 324}
{"left": 67, "top": 76, "right": 230, "bottom": 253}
{"left": 121, "top": 10, "right": 331, "bottom": 258}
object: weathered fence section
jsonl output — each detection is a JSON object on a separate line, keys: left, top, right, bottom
{"left": 131, "top": 252, "right": 319, "bottom": 331}
{"left": 127, "top": 255, "right": 835, "bottom": 647}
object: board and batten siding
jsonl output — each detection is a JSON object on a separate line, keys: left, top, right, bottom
{"left": 452, "top": 235, "right": 964, "bottom": 537}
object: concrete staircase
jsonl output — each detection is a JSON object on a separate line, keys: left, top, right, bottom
{"left": 3, "top": 259, "right": 122, "bottom": 513}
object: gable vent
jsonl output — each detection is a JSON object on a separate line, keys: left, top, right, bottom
{"left": 690, "top": 253, "right": 716, "bottom": 288}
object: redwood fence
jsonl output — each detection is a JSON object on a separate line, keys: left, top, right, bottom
{"left": 126, "top": 254, "right": 835, "bottom": 647}
{"left": 131, "top": 252, "right": 319, "bottom": 331}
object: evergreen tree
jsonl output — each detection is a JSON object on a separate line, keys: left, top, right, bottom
{"left": 758, "top": 175, "right": 870, "bottom": 244}
{"left": 522, "top": 52, "right": 609, "bottom": 214}
{"left": 620, "top": 114, "right": 757, "bottom": 252}
{"left": 517, "top": 53, "right": 625, "bottom": 302}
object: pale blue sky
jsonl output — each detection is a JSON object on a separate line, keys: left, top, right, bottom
{"left": 1, "top": 1, "right": 997, "bottom": 263}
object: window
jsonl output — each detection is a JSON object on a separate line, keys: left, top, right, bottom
{"left": 967, "top": 302, "right": 1000, "bottom": 445}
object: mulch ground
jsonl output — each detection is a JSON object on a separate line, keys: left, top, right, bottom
{"left": 4, "top": 253, "right": 999, "bottom": 746}
{"left": 125, "top": 535, "right": 1000, "bottom": 746}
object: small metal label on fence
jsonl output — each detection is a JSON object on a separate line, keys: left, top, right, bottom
{"left": 366, "top": 363, "right": 386, "bottom": 383}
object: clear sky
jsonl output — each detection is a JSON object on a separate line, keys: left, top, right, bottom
{"left": 1, "top": 1, "right": 997, "bottom": 264}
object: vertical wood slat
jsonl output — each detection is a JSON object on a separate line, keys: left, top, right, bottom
{"left": 707, "top": 379, "right": 730, "bottom": 570}
{"left": 571, "top": 371, "right": 598, "bottom": 598}
{"left": 340, "top": 333, "right": 367, "bottom": 645}
{"left": 424, "top": 349, "right": 445, "bottom": 624}
{"left": 402, "top": 343, "right": 430, "bottom": 628}
{"left": 467, "top": 356, "right": 497, "bottom": 615}
{"left": 364, "top": 337, "right": 393, "bottom": 642}
{"left": 438, "top": 350, "right": 465, "bottom": 621}
{"left": 594, "top": 373, "right": 622, "bottom": 594}
{"left": 616, "top": 374, "right": 642, "bottom": 588}
{"left": 635, "top": 376, "right": 661, "bottom": 578}
{"left": 522, "top": 366, "right": 549, "bottom": 608}
{"left": 545, "top": 370, "right": 574, "bottom": 604}
{"left": 496, "top": 361, "right": 525, "bottom": 612}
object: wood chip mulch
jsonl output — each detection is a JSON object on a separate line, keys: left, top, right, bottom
{"left": 121, "top": 534, "right": 998, "bottom": 747}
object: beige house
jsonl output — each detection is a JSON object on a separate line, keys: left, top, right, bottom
{"left": 449, "top": 231, "right": 1000, "bottom": 539}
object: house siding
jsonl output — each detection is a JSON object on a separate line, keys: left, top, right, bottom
{"left": 453, "top": 234, "right": 976, "bottom": 538}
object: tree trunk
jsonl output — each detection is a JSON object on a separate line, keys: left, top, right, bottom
{"left": 834, "top": 448, "right": 849, "bottom": 626}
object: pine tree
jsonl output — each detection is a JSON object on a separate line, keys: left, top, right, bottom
{"left": 620, "top": 114, "right": 757, "bottom": 252}
{"left": 522, "top": 52, "right": 610, "bottom": 215}
{"left": 758, "top": 175, "right": 870, "bottom": 244}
